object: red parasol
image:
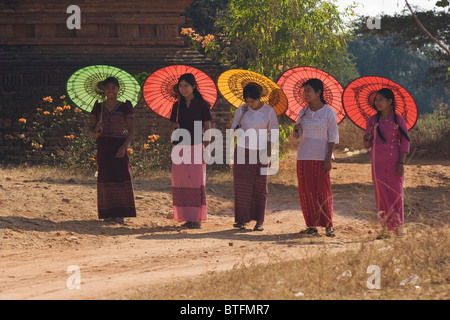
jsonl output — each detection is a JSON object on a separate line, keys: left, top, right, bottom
{"left": 142, "top": 65, "right": 218, "bottom": 119}
{"left": 342, "top": 76, "right": 418, "bottom": 130}
{"left": 276, "top": 66, "right": 345, "bottom": 123}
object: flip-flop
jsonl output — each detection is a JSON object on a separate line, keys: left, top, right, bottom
{"left": 233, "top": 222, "right": 246, "bottom": 229}
{"left": 299, "top": 227, "right": 319, "bottom": 236}
{"left": 326, "top": 228, "right": 335, "bottom": 237}
{"left": 253, "top": 224, "right": 264, "bottom": 231}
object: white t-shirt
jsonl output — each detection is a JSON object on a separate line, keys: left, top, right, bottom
{"left": 296, "top": 104, "right": 339, "bottom": 161}
{"left": 231, "top": 104, "right": 279, "bottom": 150}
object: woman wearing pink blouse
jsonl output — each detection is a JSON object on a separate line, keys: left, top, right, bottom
{"left": 363, "top": 88, "right": 410, "bottom": 238}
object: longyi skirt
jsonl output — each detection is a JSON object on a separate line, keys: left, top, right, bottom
{"left": 233, "top": 147, "right": 268, "bottom": 224}
{"left": 96, "top": 136, "right": 136, "bottom": 219}
{"left": 171, "top": 144, "right": 207, "bottom": 223}
{"left": 296, "top": 160, "right": 333, "bottom": 228}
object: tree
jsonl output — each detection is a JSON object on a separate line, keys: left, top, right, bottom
{"left": 353, "top": 10, "right": 450, "bottom": 85}
{"left": 348, "top": 35, "right": 446, "bottom": 113}
{"left": 213, "top": 0, "right": 358, "bottom": 82}
{"left": 186, "top": 0, "right": 230, "bottom": 35}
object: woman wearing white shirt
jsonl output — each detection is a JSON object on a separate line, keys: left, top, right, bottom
{"left": 293, "top": 78, "right": 339, "bottom": 237}
{"left": 231, "top": 83, "right": 278, "bottom": 231}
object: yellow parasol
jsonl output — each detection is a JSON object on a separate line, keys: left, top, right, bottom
{"left": 217, "top": 69, "right": 288, "bottom": 116}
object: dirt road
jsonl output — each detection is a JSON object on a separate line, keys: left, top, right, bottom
{"left": 0, "top": 154, "right": 448, "bottom": 299}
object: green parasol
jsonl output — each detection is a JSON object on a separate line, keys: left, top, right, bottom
{"left": 66, "top": 65, "right": 142, "bottom": 113}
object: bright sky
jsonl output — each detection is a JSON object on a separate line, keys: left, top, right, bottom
{"left": 335, "top": 0, "right": 442, "bottom": 16}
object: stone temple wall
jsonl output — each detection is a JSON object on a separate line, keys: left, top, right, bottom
{"left": 0, "top": 0, "right": 231, "bottom": 163}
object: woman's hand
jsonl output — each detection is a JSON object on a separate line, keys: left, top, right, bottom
{"left": 396, "top": 162, "right": 405, "bottom": 177}
{"left": 172, "top": 122, "right": 180, "bottom": 131}
{"left": 293, "top": 123, "right": 302, "bottom": 139}
{"left": 363, "top": 133, "right": 371, "bottom": 148}
{"left": 95, "top": 122, "right": 103, "bottom": 136}
{"left": 322, "top": 157, "right": 332, "bottom": 173}
{"left": 116, "top": 145, "right": 127, "bottom": 158}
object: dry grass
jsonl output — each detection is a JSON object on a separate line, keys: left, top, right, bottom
{"left": 126, "top": 224, "right": 449, "bottom": 300}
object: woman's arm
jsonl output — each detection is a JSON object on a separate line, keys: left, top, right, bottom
{"left": 396, "top": 152, "right": 407, "bottom": 177}
{"left": 363, "top": 116, "right": 374, "bottom": 148}
{"left": 116, "top": 116, "right": 135, "bottom": 158}
{"left": 203, "top": 120, "right": 211, "bottom": 148}
{"left": 363, "top": 134, "right": 372, "bottom": 148}
{"left": 323, "top": 142, "right": 335, "bottom": 173}
{"left": 88, "top": 115, "right": 102, "bottom": 137}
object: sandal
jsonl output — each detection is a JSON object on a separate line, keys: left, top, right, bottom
{"left": 326, "top": 228, "right": 335, "bottom": 237}
{"left": 299, "top": 227, "right": 318, "bottom": 236}
{"left": 233, "top": 222, "right": 246, "bottom": 229}
{"left": 253, "top": 224, "right": 264, "bottom": 231}
{"left": 181, "top": 221, "right": 201, "bottom": 229}
{"left": 376, "top": 228, "right": 390, "bottom": 240}
{"left": 181, "top": 221, "right": 194, "bottom": 228}
{"left": 190, "top": 222, "right": 201, "bottom": 229}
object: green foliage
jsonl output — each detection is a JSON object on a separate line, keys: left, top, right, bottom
{"left": 128, "top": 134, "right": 173, "bottom": 175}
{"left": 409, "top": 103, "right": 450, "bottom": 157}
{"left": 10, "top": 95, "right": 87, "bottom": 164}
{"left": 435, "top": 0, "right": 449, "bottom": 8}
{"left": 56, "top": 127, "right": 97, "bottom": 170}
{"left": 134, "top": 71, "right": 150, "bottom": 87}
{"left": 214, "top": 0, "right": 358, "bottom": 82}
{"left": 278, "top": 116, "right": 294, "bottom": 159}
{"left": 347, "top": 35, "right": 446, "bottom": 114}
{"left": 352, "top": 11, "right": 450, "bottom": 85}
{"left": 9, "top": 95, "right": 173, "bottom": 172}
{"left": 186, "top": 0, "right": 230, "bottom": 34}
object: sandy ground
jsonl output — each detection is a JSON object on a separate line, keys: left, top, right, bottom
{"left": 0, "top": 152, "right": 448, "bottom": 299}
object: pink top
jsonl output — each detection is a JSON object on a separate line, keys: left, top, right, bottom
{"left": 365, "top": 113, "right": 410, "bottom": 162}
{"left": 90, "top": 100, "right": 134, "bottom": 138}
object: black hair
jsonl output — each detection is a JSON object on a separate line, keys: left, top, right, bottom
{"left": 103, "top": 77, "right": 120, "bottom": 88}
{"left": 373, "top": 88, "right": 410, "bottom": 143}
{"left": 302, "top": 78, "right": 327, "bottom": 104}
{"left": 177, "top": 73, "right": 204, "bottom": 103}
{"left": 243, "top": 82, "right": 262, "bottom": 100}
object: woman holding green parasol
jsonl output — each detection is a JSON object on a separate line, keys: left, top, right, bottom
{"left": 87, "top": 77, "right": 137, "bottom": 223}
{"left": 67, "top": 65, "right": 141, "bottom": 224}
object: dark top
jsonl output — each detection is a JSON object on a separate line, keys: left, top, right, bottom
{"left": 170, "top": 97, "right": 212, "bottom": 145}
{"left": 90, "top": 100, "right": 134, "bottom": 138}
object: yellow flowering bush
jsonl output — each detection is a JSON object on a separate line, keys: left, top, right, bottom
{"left": 128, "top": 134, "right": 172, "bottom": 174}
{"left": 180, "top": 27, "right": 219, "bottom": 62}
{"left": 6, "top": 91, "right": 172, "bottom": 173}
{"left": 10, "top": 94, "right": 92, "bottom": 165}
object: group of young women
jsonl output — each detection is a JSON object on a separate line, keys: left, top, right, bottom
{"left": 88, "top": 73, "right": 410, "bottom": 239}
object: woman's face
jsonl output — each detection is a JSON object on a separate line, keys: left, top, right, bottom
{"left": 303, "top": 85, "right": 320, "bottom": 104}
{"left": 374, "top": 93, "right": 392, "bottom": 112}
{"left": 178, "top": 80, "right": 195, "bottom": 99}
{"left": 104, "top": 83, "right": 119, "bottom": 100}
{"left": 245, "top": 97, "right": 261, "bottom": 110}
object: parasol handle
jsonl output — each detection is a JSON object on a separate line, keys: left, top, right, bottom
{"left": 294, "top": 107, "right": 308, "bottom": 133}
{"left": 364, "top": 117, "right": 376, "bottom": 144}
{"left": 235, "top": 105, "right": 248, "bottom": 129}
{"left": 176, "top": 99, "right": 180, "bottom": 124}
{"left": 98, "top": 95, "right": 105, "bottom": 134}
{"left": 173, "top": 99, "right": 181, "bottom": 133}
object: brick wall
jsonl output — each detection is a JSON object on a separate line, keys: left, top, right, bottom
{"left": 0, "top": 50, "right": 231, "bottom": 163}
{"left": 0, "top": 0, "right": 233, "bottom": 164}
